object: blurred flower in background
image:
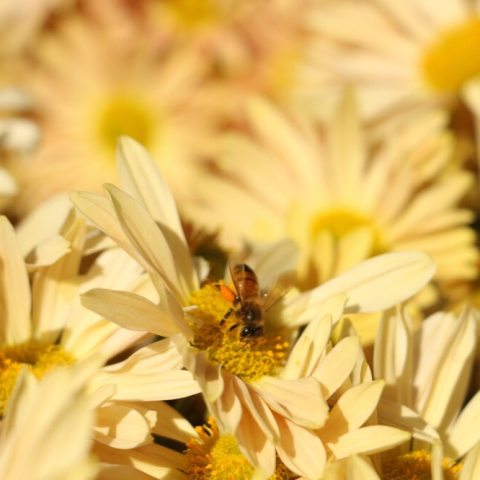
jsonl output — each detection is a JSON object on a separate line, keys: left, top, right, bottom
{"left": 190, "top": 93, "right": 477, "bottom": 303}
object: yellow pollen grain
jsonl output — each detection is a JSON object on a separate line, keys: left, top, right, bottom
{"left": 185, "top": 418, "right": 292, "bottom": 480}
{"left": 421, "top": 17, "right": 480, "bottom": 93}
{"left": 383, "top": 449, "right": 462, "bottom": 480}
{"left": 0, "top": 341, "right": 75, "bottom": 416}
{"left": 189, "top": 284, "right": 289, "bottom": 382}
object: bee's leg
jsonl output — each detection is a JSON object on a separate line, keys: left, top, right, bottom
{"left": 220, "top": 307, "right": 234, "bottom": 326}
{"left": 234, "top": 339, "right": 249, "bottom": 351}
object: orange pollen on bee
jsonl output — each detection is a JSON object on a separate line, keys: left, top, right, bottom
{"left": 188, "top": 283, "right": 289, "bottom": 381}
{"left": 217, "top": 284, "right": 237, "bottom": 303}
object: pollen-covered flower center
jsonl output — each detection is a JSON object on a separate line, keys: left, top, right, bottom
{"left": 185, "top": 418, "right": 291, "bottom": 480}
{"left": 0, "top": 341, "right": 75, "bottom": 416}
{"left": 188, "top": 283, "right": 288, "bottom": 382}
{"left": 383, "top": 449, "right": 462, "bottom": 480}
{"left": 421, "top": 17, "right": 480, "bottom": 93}
{"left": 96, "top": 94, "right": 155, "bottom": 154}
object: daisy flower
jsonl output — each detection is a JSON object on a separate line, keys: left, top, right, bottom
{"left": 11, "top": 6, "right": 219, "bottom": 216}
{"left": 130, "top": 0, "right": 316, "bottom": 114}
{"left": 0, "top": 359, "right": 98, "bottom": 480}
{"left": 298, "top": 0, "right": 480, "bottom": 122}
{"left": 189, "top": 94, "right": 477, "bottom": 296}
{"left": 374, "top": 305, "right": 480, "bottom": 479}
{"left": 73, "top": 137, "right": 435, "bottom": 478}
{"left": 0, "top": 209, "right": 199, "bottom": 456}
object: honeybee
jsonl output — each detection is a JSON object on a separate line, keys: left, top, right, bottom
{"left": 219, "top": 263, "right": 295, "bottom": 339}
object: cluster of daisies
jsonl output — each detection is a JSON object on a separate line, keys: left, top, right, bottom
{"left": 0, "top": 1, "right": 479, "bottom": 479}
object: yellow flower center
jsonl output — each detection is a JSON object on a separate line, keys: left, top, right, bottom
{"left": 0, "top": 341, "right": 75, "bottom": 416}
{"left": 265, "top": 44, "right": 302, "bottom": 98}
{"left": 188, "top": 283, "right": 289, "bottom": 382}
{"left": 185, "top": 418, "right": 292, "bottom": 480}
{"left": 383, "top": 450, "right": 462, "bottom": 480}
{"left": 421, "top": 17, "right": 480, "bottom": 93}
{"left": 311, "top": 208, "right": 384, "bottom": 251}
{"left": 163, "top": 0, "right": 228, "bottom": 30}
{"left": 95, "top": 94, "right": 156, "bottom": 154}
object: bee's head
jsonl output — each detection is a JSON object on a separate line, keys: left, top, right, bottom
{"left": 240, "top": 325, "right": 263, "bottom": 338}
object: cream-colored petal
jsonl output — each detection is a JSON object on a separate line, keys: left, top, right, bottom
{"left": 98, "top": 464, "right": 157, "bottom": 480}
{"left": 276, "top": 415, "right": 327, "bottom": 479}
{"left": 178, "top": 342, "right": 224, "bottom": 404}
{"left": 281, "top": 295, "right": 345, "bottom": 379}
{"left": 254, "top": 376, "right": 328, "bottom": 429}
{"left": 206, "top": 370, "right": 243, "bottom": 433}
{"left": 80, "top": 288, "right": 183, "bottom": 338}
{"left": 105, "top": 184, "right": 197, "bottom": 301}
{"left": 284, "top": 251, "right": 435, "bottom": 325}
{"left": 94, "top": 370, "right": 199, "bottom": 402}
{"left": 146, "top": 401, "right": 196, "bottom": 443}
{"left": 93, "top": 443, "right": 185, "bottom": 479}
{"left": 0, "top": 360, "right": 97, "bottom": 479}
{"left": 416, "top": 309, "right": 476, "bottom": 430}
{"left": 246, "top": 239, "right": 299, "bottom": 291}
{"left": 25, "top": 235, "right": 71, "bottom": 271}
{"left": 233, "top": 376, "right": 280, "bottom": 442}
{"left": 327, "top": 91, "right": 367, "bottom": 204}
{"left": 334, "top": 227, "right": 374, "bottom": 275}
{"left": 70, "top": 191, "right": 144, "bottom": 265}
{"left": 311, "top": 230, "right": 336, "bottom": 283}
{"left": 373, "top": 306, "right": 413, "bottom": 407}
{"left": 313, "top": 336, "right": 360, "bottom": 399}
{"left": 377, "top": 398, "right": 440, "bottom": 444}
{"left": 93, "top": 339, "right": 200, "bottom": 401}
{"left": 31, "top": 213, "right": 86, "bottom": 343}
{"left": 62, "top": 251, "right": 151, "bottom": 358}
{"left": 446, "top": 391, "right": 480, "bottom": 459}
{"left": 117, "top": 137, "right": 187, "bottom": 249}
{"left": 0, "top": 216, "right": 31, "bottom": 344}
{"left": 322, "top": 455, "right": 380, "bottom": 480}
{"left": 459, "top": 442, "right": 480, "bottom": 480}
{"left": 16, "top": 193, "right": 72, "bottom": 258}
{"left": 94, "top": 404, "right": 151, "bottom": 449}
{"left": 236, "top": 408, "right": 276, "bottom": 479}
{"left": 329, "top": 425, "right": 410, "bottom": 459}
{"left": 247, "top": 96, "right": 323, "bottom": 197}
{"left": 388, "top": 172, "right": 473, "bottom": 240}
{"left": 319, "top": 381, "right": 385, "bottom": 445}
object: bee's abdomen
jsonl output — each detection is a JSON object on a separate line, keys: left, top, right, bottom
{"left": 234, "top": 264, "right": 259, "bottom": 299}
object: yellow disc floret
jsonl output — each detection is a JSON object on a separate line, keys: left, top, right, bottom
{"left": 311, "top": 207, "right": 385, "bottom": 255}
{"left": 188, "top": 283, "right": 289, "bottom": 382}
{"left": 421, "top": 18, "right": 480, "bottom": 93}
{"left": 0, "top": 341, "right": 75, "bottom": 416}
{"left": 185, "top": 418, "right": 292, "bottom": 480}
{"left": 383, "top": 449, "right": 462, "bottom": 480}
{"left": 95, "top": 93, "right": 156, "bottom": 154}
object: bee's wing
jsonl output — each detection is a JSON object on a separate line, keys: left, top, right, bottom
{"left": 228, "top": 260, "right": 244, "bottom": 306}
{"left": 262, "top": 270, "right": 296, "bottom": 311}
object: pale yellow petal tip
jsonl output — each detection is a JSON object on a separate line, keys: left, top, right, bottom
{"left": 116, "top": 135, "right": 150, "bottom": 165}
